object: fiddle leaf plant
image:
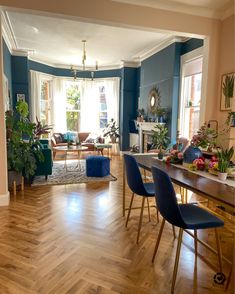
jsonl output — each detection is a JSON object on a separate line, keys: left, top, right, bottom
{"left": 6, "top": 101, "right": 44, "bottom": 179}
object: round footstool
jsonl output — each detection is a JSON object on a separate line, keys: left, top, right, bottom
{"left": 86, "top": 156, "right": 110, "bottom": 177}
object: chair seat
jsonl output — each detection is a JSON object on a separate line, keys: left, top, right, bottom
{"left": 143, "top": 183, "right": 155, "bottom": 197}
{"left": 179, "top": 204, "right": 224, "bottom": 230}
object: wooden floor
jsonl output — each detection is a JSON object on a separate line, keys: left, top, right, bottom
{"left": 0, "top": 155, "right": 234, "bottom": 294}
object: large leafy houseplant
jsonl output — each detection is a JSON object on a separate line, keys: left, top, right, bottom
{"left": 6, "top": 101, "right": 44, "bottom": 179}
{"left": 152, "top": 124, "right": 170, "bottom": 159}
{"left": 103, "top": 118, "right": 120, "bottom": 143}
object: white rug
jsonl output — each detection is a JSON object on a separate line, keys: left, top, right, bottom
{"left": 32, "top": 160, "right": 117, "bottom": 186}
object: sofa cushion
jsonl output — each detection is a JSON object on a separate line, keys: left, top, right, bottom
{"left": 84, "top": 133, "right": 101, "bottom": 144}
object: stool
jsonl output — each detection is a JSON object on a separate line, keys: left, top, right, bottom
{"left": 86, "top": 156, "right": 110, "bottom": 177}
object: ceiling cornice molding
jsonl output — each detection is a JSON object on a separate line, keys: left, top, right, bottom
{"left": 1, "top": 10, "right": 18, "bottom": 53}
{"left": 133, "top": 36, "right": 184, "bottom": 62}
{"left": 221, "top": 6, "right": 234, "bottom": 21}
{"left": 29, "top": 57, "right": 140, "bottom": 71}
{"left": 111, "top": 0, "right": 228, "bottom": 20}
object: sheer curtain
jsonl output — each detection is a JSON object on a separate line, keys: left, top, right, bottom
{"left": 104, "top": 77, "right": 120, "bottom": 124}
{"left": 80, "top": 80, "right": 100, "bottom": 133}
{"left": 52, "top": 78, "right": 67, "bottom": 133}
{"left": 30, "top": 70, "right": 41, "bottom": 123}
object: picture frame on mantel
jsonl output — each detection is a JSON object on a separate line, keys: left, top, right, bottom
{"left": 220, "top": 72, "right": 234, "bottom": 111}
{"left": 16, "top": 93, "right": 25, "bottom": 102}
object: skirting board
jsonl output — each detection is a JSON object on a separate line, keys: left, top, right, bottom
{"left": 0, "top": 191, "right": 10, "bottom": 206}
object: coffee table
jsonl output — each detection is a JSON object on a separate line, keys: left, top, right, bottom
{"left": 53, "top": 145, "right": 88, "bottom": 171}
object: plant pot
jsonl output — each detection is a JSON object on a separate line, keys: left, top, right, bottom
{"left": 218, "top": 172, "right": 227, "bottom": 181}
{"left": 183, "top": 146, "right": 202, "bottom": 166}
{"left": 110, "top": 136, "right": 117, "bottom": 143}
{"left": 8, "top": 170, "right": 22, "bottom": 188}
{"left": 158, "top": 152, "right": 164, "bottom": 160}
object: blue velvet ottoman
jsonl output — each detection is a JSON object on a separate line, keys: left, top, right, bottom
{"left": 86, "top": 156, "right": 110, "bottom": 177}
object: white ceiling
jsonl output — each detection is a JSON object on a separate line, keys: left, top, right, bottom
{"left": 5, "top": 0, "right": 232, "bottom": 68}
{"left": 5, "top": 11, "right": 178, "bottom": 68}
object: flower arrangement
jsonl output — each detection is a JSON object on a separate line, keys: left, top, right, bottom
{"left": 165, "top": 149, "right": 183, "bottom": 164}
{"left": 191, "top": 124, "right": 217, "bottom": 151}
{"left": 188, "top": 156, "right": 206, "bottom": 171}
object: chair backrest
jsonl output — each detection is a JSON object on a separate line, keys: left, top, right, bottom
{"left": 124, "top": 154, "right": 148, "bottom": 196}
{"left": 151, "top": 166, "right": 186, "bottom": 228}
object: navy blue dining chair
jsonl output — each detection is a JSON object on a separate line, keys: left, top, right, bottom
{"left": 151, "top": 166, "right": 224, "bottom": 293}
{"left": 123, "top": 154, "right": 158, "bottom": 244}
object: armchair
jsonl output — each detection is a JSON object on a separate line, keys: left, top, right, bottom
{"left": 35, "top": 139, "right": 53, "bottom": 180}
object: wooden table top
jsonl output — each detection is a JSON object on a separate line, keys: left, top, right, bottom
{"left": 134, "top": 154, "right": 235, "bottom": 210}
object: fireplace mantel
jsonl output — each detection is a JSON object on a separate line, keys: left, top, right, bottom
{"left": 137, "top": 122, "right": 165, "bottom": 152}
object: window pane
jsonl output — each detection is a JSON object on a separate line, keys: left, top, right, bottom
{"left": 66, "top": 111, "right": 80, "bottom": 132}
{"left": 66, "top": 82, "right": 81, "bottom": 111}
{"left": 99, "top": 85, "right": 107, "bottom": 129}
{"left": 40, "top": 80, "right": 51, "bottom": 126}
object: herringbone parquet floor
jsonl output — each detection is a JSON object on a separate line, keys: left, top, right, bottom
{"left": 0, "top": 156, "right": 234, "bottom": 294}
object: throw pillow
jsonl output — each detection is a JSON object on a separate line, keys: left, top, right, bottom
{"left": 84, "top": 133, "right": 100, "bottom": 144}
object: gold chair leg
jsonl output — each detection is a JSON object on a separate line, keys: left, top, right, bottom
{"left": 125, "top": 193, "right": 135, "bottom": 227}
{"left": 172, "top": 225, "right": 176, "bottom": 239}
{"left": 225, "top": 259, "right": 233, "bottom": 291}
{"left": 215, "top": 228, "right": 223, "bottom": 273}
{"left": 156, "top": 208, "right": 159, "bottom": 223}
{"left": 194, "top": 230, "right": 198, "bottom": 259}
{"left": 171, "top": 228, "right": 183, "bottom": 294}
{"left": 152, "top": 218, "right": 165, "bottom": 263}
{"left": 136, "top": 197, "right": 145, "bottom": 244}
{"left": 147, "top": 197, "right": 151, "bottom": 222}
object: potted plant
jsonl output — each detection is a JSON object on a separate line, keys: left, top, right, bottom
{"left": 34, "top": 116, "right": 53, "bottom": 139}
{"left": 152, "top": 124, "right": 170, "bottom": 159}
{"left": 103, "top": 118, "right": 120, "bottom": 143}
{"left": 6, "top": 101, "right": 44, "bottom": 185}
{"left": 217, "top": 147, "right": 234, "bottom": 181}
{"left": 137, "top": 108, "right": 145, "bottom": 122}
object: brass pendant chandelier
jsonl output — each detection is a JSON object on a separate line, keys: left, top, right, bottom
{"left": 71, "top": 40, "right": 98, "bottom": 80}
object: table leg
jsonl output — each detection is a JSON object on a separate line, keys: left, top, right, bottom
{"left": 123, "top": 160, "right": 126, "bottom": 217}
{"left": 65, "top": 151, "right": 67, "bottom": 171}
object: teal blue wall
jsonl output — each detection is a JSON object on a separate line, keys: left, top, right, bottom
{"left": 2, "top": 39, "right": 12, "bottom": 104}
{"left": 139, "top": 38, "right": 203, "bottom": 143}
{"left": 11, "top": 56, "right": 29, "bottom": 108}
{"left": 5, "top": 38, "right": 202, "bottom": 150}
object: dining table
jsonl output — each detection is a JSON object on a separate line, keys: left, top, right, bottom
{"left": 122, "top": 152, "right": 235, "bottom": 287}
{"left": 122, "top": 153, "right": 235, "bottom": 217}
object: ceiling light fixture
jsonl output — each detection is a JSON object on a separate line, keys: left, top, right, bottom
{"left": 71, "top": 40, "right": 98, "bottom": 81}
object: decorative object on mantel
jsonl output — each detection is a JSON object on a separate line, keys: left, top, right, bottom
{"left": 220, "top": 72, "right": 234, "bottom": 111}
{"left": 70, "top": 40, "right": 98, "bottom": 81}
{"left": 137, "top": 108, "right": 145, "bottom": 122}
{"left": 152, "top": 124, "right": 170, "bottom": 159}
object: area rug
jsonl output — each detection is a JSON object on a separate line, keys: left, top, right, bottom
{"left": 32, "top": 160, "right": 117, "bottom": 186}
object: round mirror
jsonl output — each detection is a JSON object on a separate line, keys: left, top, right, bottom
{"left": 150, "top": 95, "right": 156, "bottom": 107}
{"left": 149, "top": 88, "right": 160, "bottom": 113}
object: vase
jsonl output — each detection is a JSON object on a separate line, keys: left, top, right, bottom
{"left": 158, "top": 152, "right": 164, "bottom": 160}
{"left": 218, "top": 172, "right": 227, "bottom": 181}
{"left": 183, "top": 146, "right": 202, "bottom": 166}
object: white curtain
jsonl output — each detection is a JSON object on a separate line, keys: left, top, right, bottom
{"left": 52, "top": 78, "right": 67, "bottom": 133}
{"left": 104, "top": 77, "right": 120, "bottom": 125}
{"left": 30, "top": 70, "right": 41, "bottom": 123}
{"left": 80, "top": 80, "right": 100, "bottom": 133}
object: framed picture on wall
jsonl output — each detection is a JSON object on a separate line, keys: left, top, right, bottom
{"left": 16, "top": 93, "right": 25, "bottom": 102}
{"left": 220, "top": 72, "right": 234, "bottom": 111}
